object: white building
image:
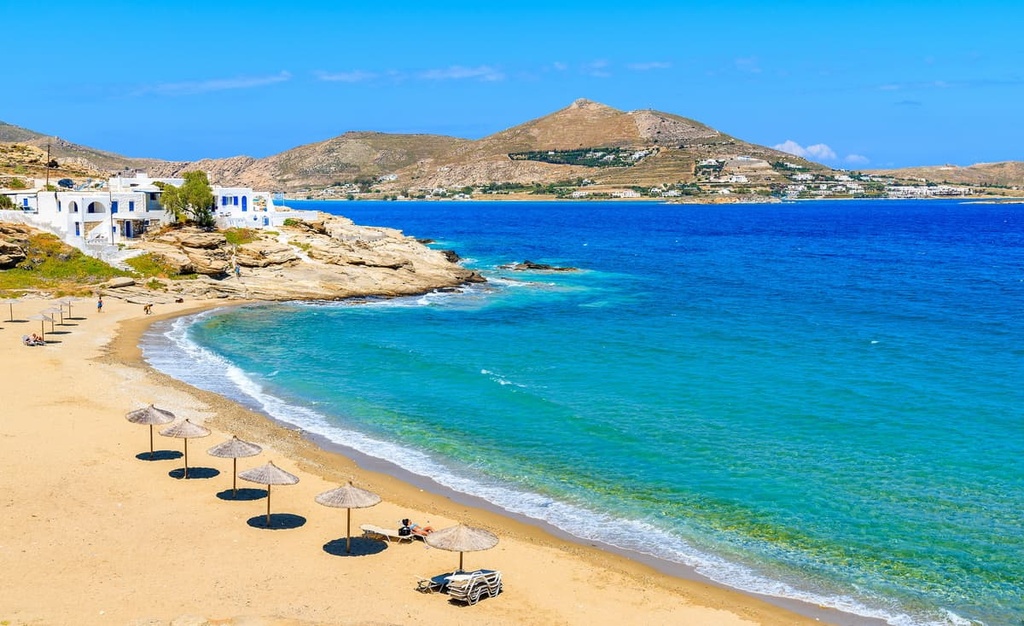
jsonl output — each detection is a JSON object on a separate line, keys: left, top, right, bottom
{"left": 2, "top": 171, "right": 318, "bottom": 249}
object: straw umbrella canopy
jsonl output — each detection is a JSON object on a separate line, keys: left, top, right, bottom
{"left": 60, "top": 297, "right": 80, "bottom": 318}
{"left": 315, "top": 482, "right": 382, "bottom": 553}
{"left": 159, "top": 418, "right": 211, "bottom": 478}
{"left": 125, "top": 404, "right": 176, "bottom": 458}
{"left": 43, "top": 306, "right": 65, "bottom": 325}
{"left": 238, "top": 461, "right": 299, "bottom": 527}
{"left": 28, "top": 313, "right": 53, "bottom": 339}
{"left": 207, "top": 435, "right": 263, "bottom": 496}
{"left": 6, "top": 296, "right": 23, "bottom": 322}
{"left": 425, "top": 524, "right": 499, "bottom": 572}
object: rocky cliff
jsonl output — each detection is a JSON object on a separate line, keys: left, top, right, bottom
{"left": 106, "top": 214, "right": 484, "bottom": 302}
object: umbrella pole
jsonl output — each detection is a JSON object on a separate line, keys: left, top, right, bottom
{"left": 346, "top": 509, "right": 352, "bottom": 553}
{"left": 149, "top": 424, "right": 155, "bottom": 458}
{"left": 8, "top": 302, "right": 13, "bottom": 322}
{"left": 266, "top": 484, "right": 272, "bottom": 527}
{"left": 183, "top": 438, "right": 189, "bottom": 479}
{"left": 40, "top": 319, "right": 45, "bottom": 340}
{"left": 459, "top": 552, "right": 464, "bottom": 573}
{"left": 232, "top": 458, "right": 238, "bottom": 497}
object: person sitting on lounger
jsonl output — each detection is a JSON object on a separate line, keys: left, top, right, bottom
{"left": 23, "top": 334, "right": 44, "bottom": 346}
{"left": 401, "top": 518, "right": 434, "bottom": 537}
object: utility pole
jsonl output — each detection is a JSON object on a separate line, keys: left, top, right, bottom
{"left": 45, "top": 142, "right": 51, "bottom": 188}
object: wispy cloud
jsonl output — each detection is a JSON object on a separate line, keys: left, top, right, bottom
{"left": 627, "top": 61, "right": 671, "bottom": 71}
{"left": 734, "top": 56, "right": 761, "bottom": 74}
{"left": 551, "top": 62, "right": 569, "bottom": 71}
{"left": 845, "top": 154, "right": 870, "bottom": 165}
{"left": 894, "top": 99, "right": 923, "bottom": 107}
{"left": 774, "top": 140, "right": 838, "bottom": 161}
{"left": 315, "top": 70, "right": 378, "bottom": 83}
{"left": 419, "top": 65, "right": 504, "bottom": 81}
{"left": 583, "top": 60, "right": 611, "bottom": 78}
{"left": 138, "top": 71, "right": 292, "bottom": 96}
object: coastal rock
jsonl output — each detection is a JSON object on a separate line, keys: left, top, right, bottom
{"left": 235, "top": 239, "right": 300, "bottom": 268}
{"left": 0, "top": 239, "right": 26, "bottom": 268}
{"left": 502, "top": 260, "right": 579, "bottom": 272}
{"left": 115, "top": 212, "right": 485, "bottom": 301}
{"left": 103, "top": 276, "right": 136, "bottom": 289}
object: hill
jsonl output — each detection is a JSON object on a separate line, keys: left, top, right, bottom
{"left": 390, "top": 99, "right": 826, "bottom": 191}
{"left": 7, "top": 103, "right": 1020, "bottom": 197}
{"left": 139, "top": 131, "right": 469, "bottom": 191}
{"left": 867, "top": 161, "right": 1024, "bottom": 189}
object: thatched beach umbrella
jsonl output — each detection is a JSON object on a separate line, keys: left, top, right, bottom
{"left": 238, "top": 461, "right": 299, "bottom": 527}
{"left": 425, "top": 524, "right": 499, "bottom": 572}
{"left": 6, "top": 296, "right": 23, "bottom": 322}
{"left": 43, "top": 306, "right": 64, "bottom": 325}
{"left": 60, "top": 297, "right": 80, "bottom": 319}
{"left": 28, "top": 313, "right": 53, "bottom": 339}
{"left": 125, "top": 404, "right": 176, "bottom": 458}
{"left": 315, "top": 482, "right": 382, "bottom": 553}
{"left": 207, "top": 435, "right": 263, "bottom": 497}
{"left": 160, "top": 418, "right": 211, "bottom": 478}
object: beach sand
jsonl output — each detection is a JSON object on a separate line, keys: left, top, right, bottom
{"left": 0, "top": 296, "right": 827, "bottom": 626}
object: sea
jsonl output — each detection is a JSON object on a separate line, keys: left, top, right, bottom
{"left": 141, "top": 199, "right": 1023, "bottom": 626}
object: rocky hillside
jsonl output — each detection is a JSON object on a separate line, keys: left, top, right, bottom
{"left": 1, "top": 216, "right": 483, "bottom": 302}
{"left": 866, "top": 161, "right": 1024, "bottom": 189}
{"left": 1, "top": 102, "right": 826, "bottom": 192}
{"left": 116, "top": 214, "right": 483, "bottom": 301}
{"left": 139, "top": 132, "right": 469, "bottom": 191}
{"left": 391, "top": 98, "right": 825, "bottom": 190}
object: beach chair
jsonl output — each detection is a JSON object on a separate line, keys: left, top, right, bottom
{"left": 445, "top": 569, "right": 502, "bottom": 605}
{"left": 360, "top": 523, "right": 414, "bottom": 544}
{"left": 416, "top": 572, "right": 454, "bottom": 594}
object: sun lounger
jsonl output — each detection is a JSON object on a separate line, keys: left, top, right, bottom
{"left": 416, "top": 572, "right": 454, "bottom": 594}
{"left": 445, "top": 569, "right": 503, "bottom": 605}
{"left": 360, "top": 523, "right": 414, "bottom": 544}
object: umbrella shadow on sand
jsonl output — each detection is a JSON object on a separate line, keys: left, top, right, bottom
{"left": 169, "top": 466, "right": 220, "bottom": 480}
{"left": 322, "top": 537, "right": 387, "bottom": 557}
{"left": 216, "top": 487, "right": 267, "bottom": 501}
{"left": 135, "top": 450, "right": 183, "bottom": 462}
{"left": 246, "top": 513, "right": 306, "bottom": 530}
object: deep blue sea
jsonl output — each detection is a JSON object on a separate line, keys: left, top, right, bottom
{"left": 143, "top": 199, "right": 1023, "bottom": 625}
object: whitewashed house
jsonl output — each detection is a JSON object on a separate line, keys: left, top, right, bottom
{"left": 3, "top": 171, "right": 317, "bottom": 250}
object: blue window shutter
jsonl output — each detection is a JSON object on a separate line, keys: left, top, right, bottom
{"left": 111, "top": 200, "right": 119, "bottom": 213}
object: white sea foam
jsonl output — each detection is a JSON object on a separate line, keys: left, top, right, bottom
{"left": 142, "top": 310, "right": 961, "bottom": 626}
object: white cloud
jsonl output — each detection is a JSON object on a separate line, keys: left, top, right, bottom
{"left": 315, "top": 70, "right": 378, "bottom": 83}
{"left": 583, "top": 60, "right": 611, "bottom": 78}
{"left": 140, "top": 71, "right": 291, "bottom": 96}
{"left": 844, "top": 154, "right": 870, "bottom": 165}
{"left": 773, "top": 140, "right": 838, "bottom": 161}
{"left": 551, "top": 62, "right": 569, "bottom": 71}
{"left": 734, "top": 56, "right": 761, "bottom": 74}
{"left": 419, "top": 65, "right": 504, "bottom": 81}
{"left": 627, "top": 61, "right": 671, "bottom": 71}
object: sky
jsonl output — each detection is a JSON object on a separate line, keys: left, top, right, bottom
{"left": 5, "top": 0, "right": 1023, "bottom": 168}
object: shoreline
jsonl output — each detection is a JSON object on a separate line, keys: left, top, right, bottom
{"left": 127, "top": 302, "right": 883, "bottom": 626}
{"left": 0, "top": 294, "right": 863, "bottom": 625}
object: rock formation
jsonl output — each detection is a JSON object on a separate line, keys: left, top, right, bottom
{"left": 107, "top": 213, "right": 484, "bottom": 302}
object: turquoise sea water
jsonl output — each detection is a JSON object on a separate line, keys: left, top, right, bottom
{"left": 143, "top": 200, "right": 1023, "bottom": 625}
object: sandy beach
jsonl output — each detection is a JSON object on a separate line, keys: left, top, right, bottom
{"left": 0, "top": 295, "right": 827, "bottom": 626}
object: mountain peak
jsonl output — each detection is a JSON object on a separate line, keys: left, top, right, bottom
{"left": 568, "top": 98, "right": 614, "bottom": 111}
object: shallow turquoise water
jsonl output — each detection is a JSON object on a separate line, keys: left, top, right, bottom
{"left": 144, "top": 200, "right": 1023, "bottom": 625}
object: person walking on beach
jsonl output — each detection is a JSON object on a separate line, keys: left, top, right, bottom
{"left": 96, "top": 295, "right": 103, "bottom": 313}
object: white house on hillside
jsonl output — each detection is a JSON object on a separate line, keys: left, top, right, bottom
{"left": 2, "top": 172, "right": 317, "bottom": 250}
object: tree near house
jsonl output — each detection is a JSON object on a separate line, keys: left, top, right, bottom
{"left": 158, "top": 171, "right": 216, "bottom": 229}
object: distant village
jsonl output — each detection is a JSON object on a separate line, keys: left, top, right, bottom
{"left": 299, "top": 154, "right": 987, "bottom": 202}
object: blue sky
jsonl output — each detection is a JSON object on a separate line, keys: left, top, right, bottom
{"left": 6, "top": 0, "right": 1023, "bottom": 167}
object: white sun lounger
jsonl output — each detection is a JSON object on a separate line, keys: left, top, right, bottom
{"left": 360, "top": 523, "right": 414, "bottom": 544}
{"left": 445, "top": 569, "right": 503, "bottom": 605}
